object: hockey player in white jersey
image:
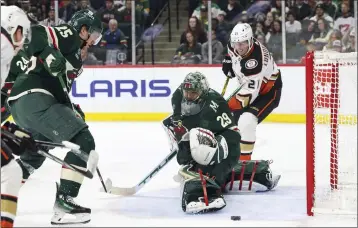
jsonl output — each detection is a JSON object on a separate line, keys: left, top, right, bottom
{"left": 222, "top": 23, "right": 283, "bottom": 160}
{"left": 1, "top": 5, "right": 31, "bottom": 87}
{"left": 1, "top": 5, "right": 31, "bottom": 228}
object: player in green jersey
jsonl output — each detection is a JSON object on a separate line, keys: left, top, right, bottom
{"left": 1, "top": 46, "right": 31, "bottom": 123}
{"left": 7, "top": 9, "right": 102, "bottom": 225}
{"left": 163, "top": 72, "right": 280, "bottom": 214}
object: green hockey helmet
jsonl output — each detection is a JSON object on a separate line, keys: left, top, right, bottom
{"left": 182, "top": 72, "right": 210, "bottom": 102}
{"left": 68, "top": 9, "right": 103, "bottom": 45}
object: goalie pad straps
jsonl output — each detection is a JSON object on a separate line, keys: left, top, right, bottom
{"left": 179, "top": 165, "right": 222, "bottom": 212}
{"left": 226, "top": 160, "right": 273, "bottom": 191}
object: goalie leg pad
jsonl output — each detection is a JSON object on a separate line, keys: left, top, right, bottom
{"left": 237, "top": 112, "right": 258, "bottom": 160}
{"left": 225, "top": 160, "right": 281, "bottom": 192}
{"left": 179, "top": 165, "right": 226, "bottom": 214}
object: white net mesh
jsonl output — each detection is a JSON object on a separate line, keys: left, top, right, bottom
{"left": 312, "top": 51, "right": 357, "bottom": 217}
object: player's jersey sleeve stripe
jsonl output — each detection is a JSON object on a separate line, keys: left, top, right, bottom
{"left": 44, "top": 26, "right": 59, "bottom": 50}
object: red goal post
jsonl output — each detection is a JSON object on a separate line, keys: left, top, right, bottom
{"left": 305, "top": 51, "right": 357, "bottom": 217}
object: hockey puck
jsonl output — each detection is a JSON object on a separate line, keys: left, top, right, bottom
{"left": 231, "top": 216, "right": 241, "bottom": 221}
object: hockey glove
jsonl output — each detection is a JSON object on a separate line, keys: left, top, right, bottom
{"left": 171, "top": 116, "right": 189, "bottom": 142}
{"left": 39, "top": 46, "right": 67, "bottom": 77}
{"left": 1, "top": 122, "right": 38, "bottom": 156}
{"left": 73, "top": 103, "right": 85, "bottom": 120}
{"left": 222, "top": 55, "right": 236, "bottom": 79}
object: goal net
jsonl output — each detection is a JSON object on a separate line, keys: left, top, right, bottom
{"left": 305, "top": 51, "right": 357, "bottom": 218}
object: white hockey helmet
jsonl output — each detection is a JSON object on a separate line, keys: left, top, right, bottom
{"left": 230, "top": 23, "right": 254, "bottom": 56}
{"left": 1, "top": 5, "right": 31, "bottom": 47}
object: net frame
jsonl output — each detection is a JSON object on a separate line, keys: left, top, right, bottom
{"left": 305, "top": 51, "right": 357, "bottom": 217}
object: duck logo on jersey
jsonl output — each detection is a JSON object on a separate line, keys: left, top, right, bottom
{"left": 245, "top": 59, "right": 258, "bottom": 69}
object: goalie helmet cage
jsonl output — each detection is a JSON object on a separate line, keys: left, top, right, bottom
{"left": 305, "top": 51, "right": 357, "bottom": 217}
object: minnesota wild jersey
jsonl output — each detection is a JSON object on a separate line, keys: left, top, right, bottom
{"left": 8, "top": 24, "right": 83, "bottom": 104}
{"left": 171, "top": 87, "right": 241, "bottom": 159}
{"left": 3, "top": 49, "right": 31, "bottom": 90}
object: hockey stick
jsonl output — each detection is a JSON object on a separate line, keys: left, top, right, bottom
{"left": 102, "top": 79, "right": 235, "bottom": 196}
{"left": 37, "top": 149, "right": 94, "bottom": 179}
{"left": 221, "top": 77, "right": 230, "bottom": 96}
{"left": 56, "top": 71, "right": 106, "bottom": 191}
{"left": 1, "top": 130, "right": 93, "bottom": 178}
{"left": 36, "top": 139, "right": 99, "bottom": 180}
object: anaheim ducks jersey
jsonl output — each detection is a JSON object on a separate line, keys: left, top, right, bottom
{"left": 228, "top": 39, "right": 281, "bottom": 110}
{"left": 1, "top": 26, "right": 15, "bottom": 88}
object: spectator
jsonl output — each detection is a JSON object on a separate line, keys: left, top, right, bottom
{"left": 90, "top": 0, "right": 105, "bottom": 11}
{"left": 59, "top": 1, "right": 78, "bottom": 22}
{"left": 210, "top": 18, "right": 228, "bottom": 47}
{"left": 217, "top": 10, "right": 231, "bottom": 32}
{"left": 334, "top": 3, "right": 355, "bottom": 37}
{"left": 310, "top": 4, "right": 333, "bottom": 28}
{"left": 298, "top": 20, "right": 316, "bottom": 45}
{"left": 197, "top": 5, "right": 209, "bottom": 25}
{"left": 118, "top": 0, "right": 143, "bottom": 24}
{"left": 266, "top": 20, "right": 283, "bottom": 60}
{"left": 97, "top": 0, "right": 121, "bottom": 30}
{"left": 192, "top": 0, "right": 221, "bottom": 20}
{"left": 343, "top": 29, "right": 356, "bottom": 52}
{"left": 100, "top": 19, "right": 128, "bottom": 49}
{"left": 256, "top": 32, "right": 266, "bottom": 46}
{"left": 270, "top": 0, "right": 289, "bottom": 21}
{"left": 307, "top": 0, "right": 318, "bottom": 16}
{"left": 286, "top": 11, "right": 302, "bottom": 34}
{"left": 173, "top": 31, "right": 202, "bottom": 64}
{"left": 309, "top": 18, "right": 333, "bottom": 47}
{"left": 290, "top": 0, "right": 311, "bottom": 21}
{"left": 223, "top": 0, "right": 243, "bottom": 22}
{"left": 180, "top": 16, "right": 207, "bottom": 45}
{"left": 40, "top": 6, "right": 66, "bottom": 26}
{"left": 322, "top": 29, "right": 342, "bottom": 50}
{"left": 201, "top": 30, "right": 224, "bottom": 64}
{"left": 254, "top": 12, "right": 266, "bottom": 24}
{"left": 324, "top": 40, "right": 343, "bottom": 52}
{"left": 336, "top": 0, "right": 355, "bottom": 17}
{"left": 237, "top": 11, "right": 250, "bottom": 24}
{"left": 264, "top": 11, "right": 275, "bottom": 33}
{"left": 77, "top": 0, "right": 96, "bottom": 12}
{"left": 321, "top": 0, "right": 338, "bottom": 19}
{"left": 254, "top": 21, "right": 267, "bottom": 37}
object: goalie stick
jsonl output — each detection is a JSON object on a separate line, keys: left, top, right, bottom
{"left": 102, "top": 78, "right": 247, "bottom": 196}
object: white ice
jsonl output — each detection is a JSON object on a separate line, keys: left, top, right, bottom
{"left": 14, "top": 123, "right": 357, "bottom": 227}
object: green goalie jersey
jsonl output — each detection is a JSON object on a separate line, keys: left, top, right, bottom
{"left": 8, "top": 24, "right": 83, "bottom": 104}
{"left": 171, "top": 87, "right": 241, "bottom": 161}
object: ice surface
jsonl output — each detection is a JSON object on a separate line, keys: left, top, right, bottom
{"left": 13, "top": 123, "right": 357, "bottom": 227}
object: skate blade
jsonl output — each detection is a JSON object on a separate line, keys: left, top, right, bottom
{"left": 51, "top": 212, "right": 91, "bottom": 225}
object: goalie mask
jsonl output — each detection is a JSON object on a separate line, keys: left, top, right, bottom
{"left": 181, "top": 72, "right": 209, "bottom": 116}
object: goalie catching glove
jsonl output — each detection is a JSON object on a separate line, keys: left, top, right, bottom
{"left": 189, "top": 128, "right": 228, "bottom": 166}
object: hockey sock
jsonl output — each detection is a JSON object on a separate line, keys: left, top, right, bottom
{"left": 60, "top": 128, "right": 95, "bottom": 197}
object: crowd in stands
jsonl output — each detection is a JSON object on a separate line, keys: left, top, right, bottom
{"left": 173, "top": 0, "right": 356, "bottom": 64}
{"left": 2, "top": 0, "right": 357, "bottom": 65}
{"left": 2, "top": 0, "right": 167, "bottom": 64}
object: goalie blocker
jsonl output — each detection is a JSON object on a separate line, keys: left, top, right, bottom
{"left": 163, "top": 72, "right": 280, "bottom": 214}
